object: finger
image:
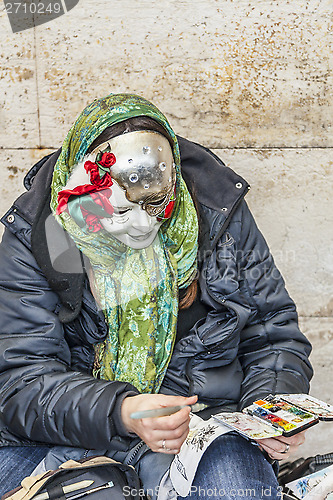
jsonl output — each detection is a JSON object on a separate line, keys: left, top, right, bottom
{"left": 157, "top": 428, "right": 190, "bottom": 454}
{"left": 274, "top": 434, "right": 306, "bottom": 446}
{"left": 259, "top": 440, "right": 289, "bottom": 454}
{"left": 163, "top": 428, "right": 189, "bottom": 451}
{"left": 259, "top": 442, "right": 291, "bottom": 461}
{"left": 264, "top": 439, "right": 293, "bottom": 454}
{"left": 257, "top": 432, "right": 305, "bottom": 450}
{"left": 287, "top": 433, "right": 306, "bottom": 446}
{"left": 159, "top": 447, "right": 178, "bottom": 455}
{"left": 149, "top": 420, "right": 191, "bottom": 446}
{"left": 137, "top": 412, "right": 190, "bottom": 448}
{"left": 139, "top": 418, "right": 190, "bottom": 447}
{"left": 151, "top": 394, "right": 198, "bottom": 409}
{"left": 162, "top": 394, "right": 198, "bottom": 406}
{"left": 142, "top": 407, "right": 192, "bottom": 431}
{"left": 149, "top": 418, "right": 191, "bottom": 440}
{"left": 259, "top": 438, "right": 303, "bottom": 461}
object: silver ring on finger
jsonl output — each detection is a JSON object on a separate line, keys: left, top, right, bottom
{"left": 162, "top": 439, "right": 170, "bottom": 451}
{"left": 281, "top": 443, "right": 290, "bottom": 454}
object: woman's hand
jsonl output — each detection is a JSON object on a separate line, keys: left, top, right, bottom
{"left": 256, "top": 430, "right": 306, "bottom": 461}
{"left": 121, "top": 394, "right": 198, "bottom": 454}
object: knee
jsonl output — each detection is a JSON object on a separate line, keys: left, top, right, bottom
{"left": 189, "top": 434, "right": 280, "bottom": 498}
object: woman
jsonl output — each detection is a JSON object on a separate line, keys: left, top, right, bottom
{"left": 0, "top": 94, "right": 312, "bottom": 498}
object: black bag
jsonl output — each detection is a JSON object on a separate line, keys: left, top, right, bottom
{"left": 278, "top": 452, "right": 333, "bottom": 487}
{"left": 278, "top": 452, "right": 333, "bottom": 499}
{"left": 1, "top": 456, "right": 148, "bottom": 500}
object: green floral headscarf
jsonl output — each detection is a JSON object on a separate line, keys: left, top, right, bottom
{"left": 50, "top": 93, "right": 198, "bottom": 393}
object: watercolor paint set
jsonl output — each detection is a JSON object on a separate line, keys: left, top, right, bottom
{"left": 213, "top": 394, "right": 333, "bottom": 440}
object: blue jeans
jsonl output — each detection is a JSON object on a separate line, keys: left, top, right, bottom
{"left": 0, "top": 435, "right": 280, "bottom": 499}
{"left": 0, "top": 445, "right": 51, "bottom": 496}
{"left": 183, "top": 434, "right": 280, "bottom": 499}
{"left": 137, "top": 433, "right": 280, "bottom": 499}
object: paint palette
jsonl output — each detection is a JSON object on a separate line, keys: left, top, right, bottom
{"left": 246, "top": 396, "right": 319, "bottom": 437}
{"left": 213, "top": 394, "right": 332, "bottom": 439}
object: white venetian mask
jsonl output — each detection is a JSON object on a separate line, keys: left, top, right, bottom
{"left": 62, "top": 131, "right": 176, "bottom": 249}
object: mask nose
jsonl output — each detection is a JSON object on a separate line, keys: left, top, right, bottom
{"left": 132, "top": 208, "right": 153, "bottom": 231}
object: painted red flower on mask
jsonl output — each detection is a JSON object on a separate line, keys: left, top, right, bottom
{"left": 89, "top": 189, "right": 114, "bottom": 216}
{"left": 82, "top": 211, "right": 104, "bottom": 233}
{"left": 98, "top": 152, "right": 116, "bottom": 169}
{"left": 56, "top": 159, "right": 114, "bottom": 216}
{"left": 79, "top": 191, "right": 114, "bottom": 232}
{"left": 84, "top": 160, "right": 113, "bottom": 189}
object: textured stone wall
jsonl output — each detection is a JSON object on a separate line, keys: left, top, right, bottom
{"left": 0, "top": 0, "right": 332, "bottom": 459}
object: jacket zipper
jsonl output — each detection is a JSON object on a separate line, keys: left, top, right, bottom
{"left": 125, "top": 440, "right": 146, "bottom": 466}
{"left": 208, "top": 185, "right": 249, "bottom": 248}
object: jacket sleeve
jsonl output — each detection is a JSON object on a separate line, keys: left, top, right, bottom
{"left": 0, "top": 228, "right": 139, "bottom": 449}
{"left": 236, "top": 201, "right": 313, "bottom": 410}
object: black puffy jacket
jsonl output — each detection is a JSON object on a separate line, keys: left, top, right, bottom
{"left": 0, "top": 137, "right": 313, "bottom": 451}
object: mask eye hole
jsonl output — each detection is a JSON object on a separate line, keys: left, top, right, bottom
{"left": 144, "top": 193, "right": 171, "bottom": 217}
{"left": 113, "top": 208, "right": 131, "bottom": 215}
{"left": 147, "top": 195, "right": 168, "bottom": 207}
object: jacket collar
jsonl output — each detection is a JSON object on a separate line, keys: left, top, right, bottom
{"left": 177, "top": 137, "right": 249, "bottom": 249}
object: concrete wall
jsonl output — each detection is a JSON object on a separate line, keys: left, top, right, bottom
{"left": 1, "top": 0, "right": 332, "bottom": 459}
